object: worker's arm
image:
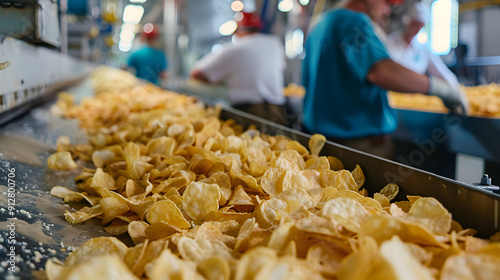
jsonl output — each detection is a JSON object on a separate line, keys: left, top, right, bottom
{"left": 190, "top": 69, "right": 211, "bottom": 84}
{"left": 367, "top": 59, "right": 429, "bottom": 93}
{"left": 367, "top": 59, "right": 468, "bottom": 115}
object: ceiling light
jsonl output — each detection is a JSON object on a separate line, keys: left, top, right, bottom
{"left": 123, "top": 5, "right": 144, "bottom": 24}
{"left": 278, "top": 0, "right": 294, "bottom": 12}
{"left": 219, "top": 20, "right": 237, "bottom": 36}
{"left": 231, "top": 0, "right": 244, "bottom": 12}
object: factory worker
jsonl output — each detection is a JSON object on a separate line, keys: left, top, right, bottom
{"left": 190, "top": 12, "right": 288, "bottom": 126}
{"left": 127, "top": 23, "right": 168, "bottom": 86}
{"left": 302, "top": 0, "right": 468, "bottom": 158}
{"left": 386, "top": 2, "right": 460, "bottom": 88}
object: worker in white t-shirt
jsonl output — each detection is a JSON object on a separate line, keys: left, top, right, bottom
{"left": 386, "top": 2, "right": 460, "bottom": 89}
{"left": 190, "top": 12, "right": 287, "bottom": 125}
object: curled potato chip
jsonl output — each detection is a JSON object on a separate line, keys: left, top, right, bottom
{"left": 92, "top": 149, "right": 115, "bottom": 168}
{"left": 260, "top": 168, "right": 292, "bottom": 197}
{"left": 407, "top": 197, "right": 452, "bottom": 235}
{"left": 308, "top": 134, "right": 327, "bottom": 156}
{"left": 100, "top": 197, "right": 130, "bottom": 224}
{"left": 197, "top": 256, "right": 230, "bottom": 280}
{"left": 235, "top": 247, "right": 278, "bottom": 280}
{"left": 379, "top": 183, "right": 399, "bottom": 201}
{"left": 146, "top": 136, "right": 177, "bottom": 157}
{"left": 255, "top": 198, "right": 288, "bottom": 228}
{"left": 91, "top": 168, "right": 116, "bottom": 190}
{"left": 64, "top": 205, "right": 103, "bottom": 224}
{"left": 278, "top": 150, "right": 306, "bottom": 170}
{"left": 182, "top": 182, "right": 221, "bottom": 223}
{"left": 351, "top": 164, "right": 365, "bottom": 189}
{"left": 47, "top": 151, "right": 78, "bottom": 170}
{"left": 146, "top": 200, "right": 191, "bottom": 229}
{"left": 177, "top": 236, "right": 233, "bottom": 264}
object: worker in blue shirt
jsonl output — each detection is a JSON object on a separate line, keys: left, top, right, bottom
{"left": 127, "top": 23, "right": 168, "bottom": 86}
{"left": 302, "top": 0, "right": 468, "bottom": 158}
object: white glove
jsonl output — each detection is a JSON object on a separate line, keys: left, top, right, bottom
{"left": 427, "top": 76, "right": 469, "bottom": 115}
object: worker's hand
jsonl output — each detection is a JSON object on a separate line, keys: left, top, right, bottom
{"left": 428, "top": 76, "right": 469, "bottom": 115}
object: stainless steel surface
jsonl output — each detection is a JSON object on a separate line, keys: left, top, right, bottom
{"left": 0, "top": 37, "right": 91, "bottom": 125}
{"left": 0, "top": 81, "right": 129, "bottom": 279}
{"left": 0, "top": 0, "right": 61, "bottom": 47}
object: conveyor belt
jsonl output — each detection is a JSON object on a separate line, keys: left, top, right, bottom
{"left": 1, "top": 81, "right": 499, "bottom": 278}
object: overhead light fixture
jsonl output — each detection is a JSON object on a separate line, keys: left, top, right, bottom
{"left": 130, "top": 0, "right": 147, "bottom": 3}
{"left": 430, "top": 0, "right": 457, "bottom": 55}
{"left": 278, "top": 0, "right": 294, "bottom": 13}
{"left": 219, "top": 20, "right": 238, "bottom": 36}
{"left": 123, "top": 4, "right": 144, "bottom": 24}
{"left": 231, "top": 0, "right": 244, "bottom": 12}
{"left": 299, "top": 0, "right": 309, "bottom": 5}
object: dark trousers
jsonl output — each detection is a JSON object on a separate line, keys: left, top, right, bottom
{"left": 233, "top": 103, "right": 288, "bottom": 127}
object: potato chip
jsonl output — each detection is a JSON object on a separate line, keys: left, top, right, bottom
{"left": 277, "top": 188, "right": 317, "bottom": 209}
{"left": 379, "top": 183, "right": 399, "bottom": 201}
{"left": 327, "top": 156, "right": 344, "bottom": 171}
{"left": 278, "top": 149, "right": 306, "bottom": 170}
{"left": 306, "top": 156, "right": 330, "bottom": 172}
{"left": 229, "top": 185, "right": 255, "bottom": 211}
{"left": 128, "top": 221, "right": 149, "bottom": 245}
{"left": 64, "top": 205, "right": 103, "bottom": 224}
{"left": 197, "top": 256, "right": 230, "bottom": 280}
{"left": 65, "top": 237, "right": 128, "bottom": 266}
{"left": 47, "top": 151, "right": 78, "bottom": 170}
{"left": 359, "top": 215, "right": 445, "bottom": 248}
{"left": 255, "top": 198, "right": 288, "bottom": 228}
{"left": 306, "top": 243, "right": 346, "bottom": 276}
{"left": 235, "top": 247, "right": 278, "bottom": 280}
{"left": 285, "top": 140, "right": 309, "bottom": 155}
{"left": 351, "top": 164, "right": 365, "bottom": 189}
{"left": 47, "top": 254, "right": 138, "bottom": 280}
{"left": 308, "top": 134, "right": 327, "bottom": 156}
{"left": 146, "top": 136, "right": 177, "bottom": 157}
{"left": 338, "top": 170, "right": 359, "bottom": 191}
{"left": 101, "top": 197, "right": 130, "bottom": 224}
{"left": 145, "top": 248, "right": 203, "bottom": 280}
{"left": 441, "top": 254, "right": 500, "bottom": 280}
{"left": 374, "top": 193, "right": 391, "bottom": 208}
{"left": 123, "top": 142, "right": 154, "bottom": 180}
{"left": 104, "top": 219, "right": 129, "bottom": 236}
{"left": 321, "top": 197, "right": 371, "bottom": 233}
{"left": 407, "top": 197, "right": 452, "bottom": 235}
{"left": 260, "top": 168, "right": 292, "bottom": 197}
{"left": 146, "top": 199, "right": 191, "bottom": 229}
{"left": 177, "top": 236, "right": 233, "bottom": 263}
{"left": 92, "top": 149, "right": 115, "bottom": 168}
{"left": 182, "top": 182, "right": 221, "bottom": 223}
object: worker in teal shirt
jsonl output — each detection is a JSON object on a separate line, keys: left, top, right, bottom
{"left": 302, "top": 0, "right": 468, "bottom": 157}
{"left": 127, "top": 23, "right": 168, "bottom": 86}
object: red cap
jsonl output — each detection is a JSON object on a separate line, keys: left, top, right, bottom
{"left": 236, "top": 12, "right": 263, "bottom": 30}
{"left": 143, "top": 23, "right": 159, "bottom": 40}
{"left": 389, "top": 0, "right": 404, "bottom": 5}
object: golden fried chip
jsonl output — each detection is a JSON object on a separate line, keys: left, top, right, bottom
{"left": 47, "top": 151, "right": 78, "bottom": 170}
{"left": 321, "top": 197, "right": 371, "bottom": 233}
{"left": 351, "top": 164, "right": 365, "bottom": 189}
{"left": 146, "top": 199, "right": 191, "bottom": 229}
{"left": 374, "top": 193, "right": 391, "bottom": 208}
{"left": 441, "top": 254, "right": 500, "bottom": 280}
{"left": 327, "top": 156, "right": 344, "bottom": 171}
{"left": 379, "top": 183, "right": 399, "bottom": 201}
{"left": 92, "top": 149, "right": 115, "bottom": 168}
{"left": 182, "top": 182, "right": 221, "bottom": 223}
{"left": 407, "top": 197, "right": 452, "bottom": 235}
{"left": 197, "top": 256, "right": 230, "bottom": 280}
{"left": 235, "top": 247, "right": 278, "bottom": 280}
{"left": 100, "top": 197, "right": 130, "bottom": 224}
{"left": 64, "top": 205, "right": 103, "bottom": 224}
{"left": 104, "top": 219, "right": 129, "bottom": 236}
{"left": 65, "top": 237, "right": 128, "bottom": 266}
{"left": 177, "top": 236, "right": 233, "bottom": 264}
{"left": 308, "top": 134, "right": 327, "bottom": 156}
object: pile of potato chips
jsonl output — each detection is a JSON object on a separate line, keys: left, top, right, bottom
{"left": 46, "top": 68, "right": 500, "bottom": 279}
{"left": 389, "top": 83, "right": 500, "bottom": 117}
